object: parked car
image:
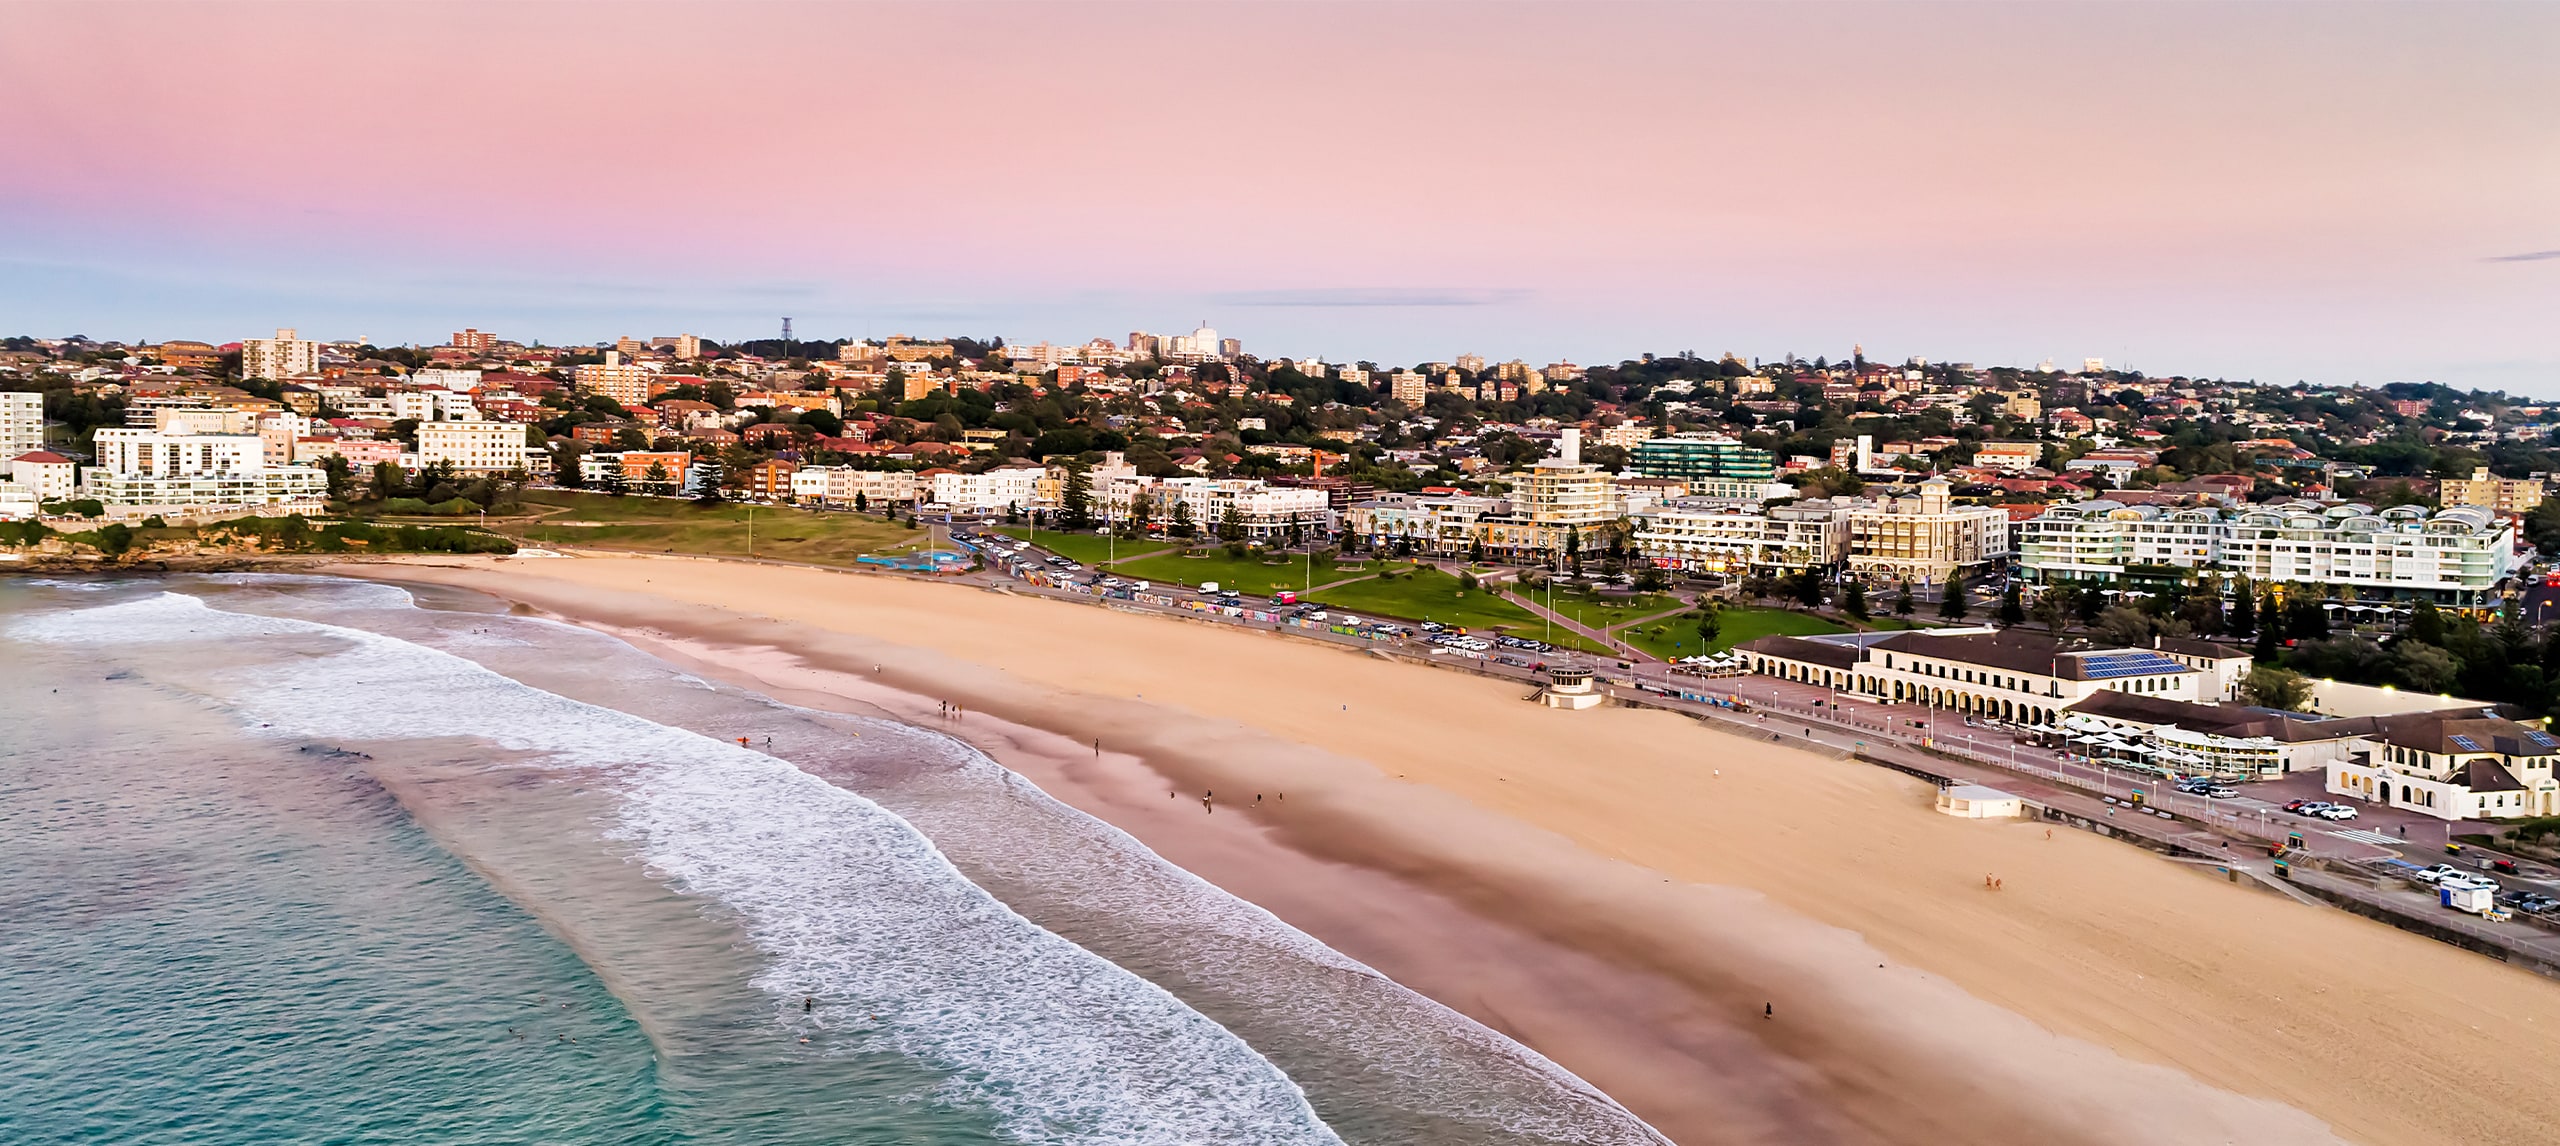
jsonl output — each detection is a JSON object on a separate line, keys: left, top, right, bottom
{"left": 2282, "top": 799, "right": 2312, "bottom": 813}
{"left": 2206, "top": 786, "right": 2241, "bottom": 799}
{"left": 2315, "top": 805, "right": 2359, "bottom": 821}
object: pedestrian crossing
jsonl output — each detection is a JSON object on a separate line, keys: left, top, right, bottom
{"left": 2331, "top": 829, "right": 2404, "bottom": 845}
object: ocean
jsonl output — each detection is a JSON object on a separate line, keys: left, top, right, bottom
{"left": 0, "top": 574, "right": 1670, "bottom": 1146}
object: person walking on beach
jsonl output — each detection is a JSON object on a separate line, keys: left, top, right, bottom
{"left": 804, "top": 996, "right": 814, "bottom": 1013}
{"left": 1763, "top": 1003, "right": 1772, "bottom": 1020}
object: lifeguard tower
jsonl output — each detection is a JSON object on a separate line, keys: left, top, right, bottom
{"left": 1542, "top": 665, "right": 1603, "bottom": 710}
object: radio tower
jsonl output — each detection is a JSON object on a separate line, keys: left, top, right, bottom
{"left": 780, "top": 317, "right": 793, "bottom": 356}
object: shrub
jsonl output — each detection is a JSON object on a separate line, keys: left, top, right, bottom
{"left": 430, "top": 497, "right": 478, "bottom": 516}
{"left": 380, "top": 497, "right": 434, "bottom": 515}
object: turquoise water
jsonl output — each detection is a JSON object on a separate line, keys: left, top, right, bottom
{"left": 0, "top": 576, "right": 1671, "bottom": 1145}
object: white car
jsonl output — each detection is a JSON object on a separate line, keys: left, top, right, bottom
{"left": 2315, "top": 805, "right": 2358, "bottom": 821}
{"left": 2443, "top": 873, "right": 2500, "bottom": 893}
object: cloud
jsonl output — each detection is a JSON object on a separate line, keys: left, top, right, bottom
{"left": 2486, "top": 250, "right": 2560, "bottom": 262}
{"left": 1207, "top": 287, "right": 1531, "bottom": 308}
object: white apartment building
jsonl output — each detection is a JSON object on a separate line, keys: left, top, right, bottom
{"left": 241, "top": 328, "right": 321, "bottom": 381}
{"left": 1843, "top": 478, "right": 2012, "bottom": 582}
{"left": 8, "top": 450, "right": 78, "bottom": 501}
{"left": 1343, "top": 491, "right": 1507, "bottom": 555}
{"left": 1631, "top": 498, "right": 1852, "bottom": 575}
{"left": 2222, "top": 503, "right": 2514, "bottom": 609}
{"left": 1390, "top": 370, "right": 1428, "bottom": 405}
{"left": 83, "top": 425, "right": 325, "bottom": 507}
{"left": 2017, "top": 500, "right": 2517, "bottom": 608}
{"left": 0, "top": 390, "right": 43, "bottom": 457}
{"left": 790, "top": 466, "right": 918, "bottom": 508}
{"left": 2015, "top": 502, "right": 2224, "bottom": 586}
{"left": 415, "top": 421, "right": 532, "bottom": 475}
{"left": 1105, "top": 476, "right": 1332, "bottom": 540}
{"left": 413, "top": 368, "right": 485, "bottom": 391}
{"left": 931, "top": 466, "right": 1045, "bottom": 513}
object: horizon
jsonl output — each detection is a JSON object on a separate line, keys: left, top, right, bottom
{"left": 3, "top": 1, "right": 2554, "bottom": 391}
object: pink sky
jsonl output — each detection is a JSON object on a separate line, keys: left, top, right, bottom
{"left": 2, "top": 2, "right": 2553, "bottom": 389}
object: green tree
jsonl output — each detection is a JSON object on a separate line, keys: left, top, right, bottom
{"left": 1791, "top": 566, "right": 1825, "bottom": 609}
{"left": 1937, "top": 572, "right": 1969, "bottom": 620}
{"left": 2241, "top": 665, "right": 2312, "bottom": 709}
{"left": 1170, "top": 498, "right": 1196, "bottom": 539}
{"left": 641, "top": 461, "right": 672, "bottom": 496}
{"left": 1996, "top": 585, "right": 2026, "bottom": 628}
{"left": 1893, "top": 578, "right": 1915, "bottom": 617}
{"left": 854, "top": 491, "right": 869, "bottom": 514}
{"left": 2407, "top": 600, "right": 2447, "bottom": 646}
{"left": 1061, "top": 463, "right": 1094, "bottom": 530}
{"left": 1696, "top": 606, "right": 1723, "bottom": 650}
{"left": 90, "top": 522, "right": 135, "bottom": 558}
{"left": 1842, "top": 579, "right": 1869, "bottom": 620}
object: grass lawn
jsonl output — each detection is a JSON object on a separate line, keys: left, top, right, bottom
{"left": 987, "top": 526, "right": 1177, "bottom": 566}
{"left": 505, "top": 490, "right": 929, "bottom": 565}
{"left": 1310, "top": 567, "right": 1610, "bottom": 652}
{"left": 1104, "top": 548, "right": 1373, "bottom": 597}
{"left": 1618, "top": 605, "right": 1856, "bottom": 660}
{"left": 1546, "top": 590, "right": 1687, "bottom": 632}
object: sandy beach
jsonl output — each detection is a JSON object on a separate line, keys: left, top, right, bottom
{"left": 346, "top": 555, "right": 2560, "bottom": 1146}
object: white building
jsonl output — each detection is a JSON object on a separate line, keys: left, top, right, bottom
{"left": 1631, "top": 498, "right": 1853, "bottom": 575}
{"left": 241, "top": 328, "right": 321, "bottom": 381}
{"left": 415, "top": 421, "right": 532, "bottom": 475}
{"left": 1971, "top": 442, "right": 2042, "bottom": 472}
{"left": 1741, "top": 628, "right": 2206, "bottom": 728}
{"left": 83, "top": 424, "right": 326, "bottom": 507}
{"left": 8, "top": 450, "right": 78, "bottom": 501}
{"left": 0, "top": 390, "right": 43, "bottom": 458}
{"left": 1344, "top": 491, "right": 1507, "bottom": 556}
{"left": 1842, "top": 478, "right": 2013, "bottom": 582}
{"left": 1105, "top": 476, "right": 1331, "bottom": 541}
{"left": 931, "top": 466, "right": 1045, "bottom": 513}
{"left": 790, "top": 466, "right": 918, "bottom": 508}
{"left": 2017, "top": 500, "right": 2517, "bottom": 608}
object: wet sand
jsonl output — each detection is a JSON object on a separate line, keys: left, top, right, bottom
{"left": 343, "top": 555, "right": 2560, "bottom": 1146}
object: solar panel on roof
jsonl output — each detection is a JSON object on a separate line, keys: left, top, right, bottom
{"left": 2527, "top": 731, "right": 2558, "bottom": 748}
{"left": 2076, "top": 652, "right": 2187, "bottom": 680}
{"left": 2449, "top": 735, "right": 2482, "bottom": 751}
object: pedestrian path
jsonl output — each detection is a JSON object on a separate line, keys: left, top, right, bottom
{"left": 2332, "top": 828, "right": 2406, "bottom": 846}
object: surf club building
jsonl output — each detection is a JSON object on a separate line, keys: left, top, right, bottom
{"left": 1738, "top": 629, "right": 2220, "bottom": 728}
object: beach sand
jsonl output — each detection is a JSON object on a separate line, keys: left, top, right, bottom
{"left": 346, "top": 555, "right": 2560, "bottom": 1146}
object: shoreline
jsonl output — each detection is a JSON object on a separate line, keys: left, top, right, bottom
{"left": 335, "top": 555, "right": 2560, "bottom": 1146}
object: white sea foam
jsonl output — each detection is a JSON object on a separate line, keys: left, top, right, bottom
{"left": 13, "top": 593, "right": 1345, "bottom": 1146}
{"left": 257, "top": 576, "right": 1672, "bottom": 1144}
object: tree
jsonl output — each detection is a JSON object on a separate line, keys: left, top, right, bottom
{"left": 1996, "top": 585, "right": 2025, "bottom": 628}
{"left": 2407, "top": 600, "right": 2448, "bottom": 646}
{"left": 2227, "top": 576, "right": 2256, "bottom": 638}
{"left": 1170, "top": 498, "right": 1197, "bottom": 539}
{"left": 1121, "top": 490, "right": 1152, "bottom": 539}
{"left": 2032, "top": 588, "right": 2072, "bottom": 633}
{"left": 1634, "top": 565, "right": 1668, "bottom": 593}
{"left": 1696, "top": 606, "right": 1723, "bottom": 650}
{"left": 319, "top": 455, "right": 355, "bottom": 499}
{"left": 2287, "top": 591, "right": 2331, "bottom": 640}
{"left": 2098, "top": 606, "right": 2155, "bottom": 647}
{"left": 1937, "top": 572, "right": 1970, "bottom": 620}
{"left": 691, "top": 459, "right": 726, "bottom": 505}
{"left": 641, "top": 461, "right": 672, "bottom": 496}
{"left": 90, "top": 522, "right": 136, "bottom": 558}
{"left": 2240, "top": 666, "right": 2312, "bottom": 710}
{"left": 596, "top": 462, "right": 627, "bottom": 497}
{"left": 2392, "top": 641, "right": 2462, "bottom": 693}
{"left": 1565, "top": 528, "right": 1583, "bottom": 576}
{"left": 1893, "top": 578, "right": 1915, "bottom": 617}
{"left": 854, "top": 491, "right": 869, "bottom": 514}
{"left": 1061, "top": 463, "right": 1094, "bottom": 530}
{"left": 1792, "top": 566, "right": 1825, "bottom": 609}
{"left": 1842, "top": 579, "right": 1869, "bottom": 620}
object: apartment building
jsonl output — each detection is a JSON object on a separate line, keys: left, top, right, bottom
{"left": 2329, "top": 710, "right": 2560, "bottom": 821}
{"left": 2438, "top": 467, "right": 2543, "bottom": 517}
{"left": 1630, "top": 498, "right": 1852, "bottom": 575}
{"left": 1630, "top": 432, "right": 1778, "bottom": 483}
{"left": 1475, "top": 429, "right": 1620, "bottom": 560}
{"left": 1843, "top": 477, "right": 2013, "bottom": 582}
{"left": 2015, "top": 501, "right": 2225, "bottom": 589}
{"left": 1343, "top": 491, "right": 1508, "bottom": 556}
{"left": 415, "top": 420, "right": 532, "bottom": 474}
{"left": 1104, "top": 477, "right": 1331, "bottom": 540}
{"left": 1389, "top": 370, "right": 1428, "bottom": 405}
{"left": 931, "top": 466, "right": 1046, "bottom": 513}
{"left": 575, "top": 351, "right": 654, "bottom": 408}
{"left": 82, "top": 424, "right": 325, "bottom": 506}
{"left": 450, "top": 328, "right": 499, "bottom": 352}
{"left": 580, "top": 450, "right": 692, "bottom": 491}
{"left": 2018, "top": 500, "right": 2517, "bottom": 608}
{"left": 241, "top": 328, "right": 321, "bottom": 381}
{"left": 0, "top": 389, "right": 43, "bottom": 457}
{"left": 790, "top": 466, "right": 918, "bottom": 508}
{"left": 1971, "top": 441, "right": 2042, "bottom": 472}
